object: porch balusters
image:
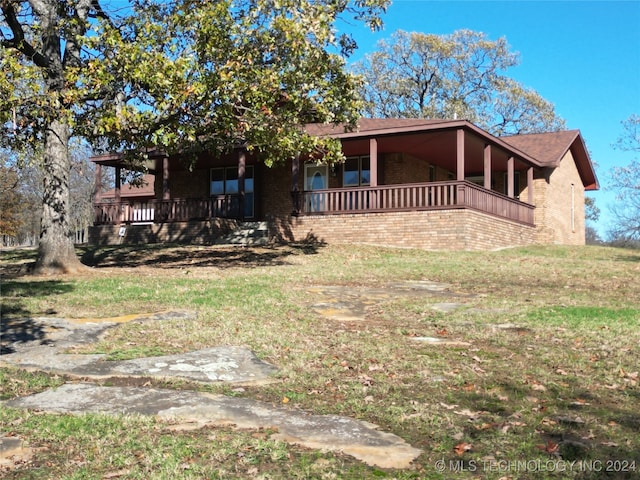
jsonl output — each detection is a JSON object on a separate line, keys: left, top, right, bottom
{"left": 293, "top": 181, "right": 533, "bottom": 225}
{"left": 93, "top": 182, "right": 534, "bottom": 227}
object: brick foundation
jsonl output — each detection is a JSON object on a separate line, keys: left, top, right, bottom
{"left": 88, "top": 219, "right": 238, "bottom": 245}
{"left": 89, "top": 210, "right": 536, "bottom": 251}
{"left": 269, "top": 209, "right": 537, "bottom": 251}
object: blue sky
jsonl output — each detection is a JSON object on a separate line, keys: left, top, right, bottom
{"left": 341, "top": 0, "right": 640, "bottom": 237}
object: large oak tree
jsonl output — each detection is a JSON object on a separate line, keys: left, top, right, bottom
{"left": 353, "top": 29, "right": 566, "bottom": 135}
{"left": 0, "top": 0, "right": 388, "bottom": 273}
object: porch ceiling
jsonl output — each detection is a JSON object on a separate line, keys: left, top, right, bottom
{"left": 341, "top": 129, "right": 530, "bottom": 174}
{"left": 91, "top": 153, "right": 161, "bottom": 174}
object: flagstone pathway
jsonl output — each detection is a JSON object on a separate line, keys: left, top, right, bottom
{"left": 1, "top": 281, "right": 478, "bottom": 471}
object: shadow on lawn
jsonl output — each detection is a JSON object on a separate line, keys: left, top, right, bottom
{"left": 615, "top": 254, "right": 640, "bottom": 263}
{"left": 1, "top": 280, "right": 75, "bottom": 354}
{"left": 0, "top": 247, "right": 36, "bottom": 278}
{"left": 452, "top": 378, "right": 640, "bottom": 479}
{"left": 79, "top": 242, "right": 324, "bottom": 269}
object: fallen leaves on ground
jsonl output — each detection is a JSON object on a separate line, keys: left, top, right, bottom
{"left": 454, "top": 442, "right": 473, "bottom": 455}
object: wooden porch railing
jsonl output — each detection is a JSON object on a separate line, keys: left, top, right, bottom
{"left": 93, "top": 195, "right": 241, "bottom": 225}
{"left": 293, "top": 181, "right": 534, "bottom": 225}
{"left": 94, "top": 181, "right": 534, "bottom": 226}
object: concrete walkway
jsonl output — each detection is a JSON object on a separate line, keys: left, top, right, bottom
{"left": 1, "top": 310, "right": 422, "bottom": 469}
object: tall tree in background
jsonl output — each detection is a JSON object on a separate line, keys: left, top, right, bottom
{"left": 14, "top": 161, "right": 43, "bottom": 245}
{"left": 0, "top": 155, "right": 22, "bottom": 244}
{"left": 1, "top": 0, "right": 388, "bottom": 274}
{"left": 584, "top": 196, "right": 602, "bottom": 244}
{"left": 608, "top": 114, "right": 640, "bottom": 244}
{"left": 352, "top": 29, "right": 566, "bottom": 135}
{"left": 0, "top": 141, "right": 95, "bottom": 247}
{"left": 67, "top": 140, "right": 98, "bottom": 244}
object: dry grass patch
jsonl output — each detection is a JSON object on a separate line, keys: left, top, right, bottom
{"left": 1, "top": 243, "right": 639, "bottom": 479}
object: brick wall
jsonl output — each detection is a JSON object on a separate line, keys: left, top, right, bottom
{"left": 384, "top": 153, "right": 450, "bottom": 184}
{"left": 260, "top": 163, "right": 294, "bottom": 218}
{"left": 530, "top": 151, "right": 585, "bottom": 245}
{"left": 269, "top": 209, "right": 536, "bottom": 251}
{"left": 88, "top": 218, "right": 238, "bottom": 245}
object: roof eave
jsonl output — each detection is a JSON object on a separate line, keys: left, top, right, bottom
{"left": 572, "top": 133, "right": 600, "bottom": 191}
{"left": 90, "top": 149, "right": 167, "bottom": 168}
{"left": 544, "top": 130, "right": 599, "bottom": 190}
{"left": 313, "top": 119, "right": 544, "bottom": 167}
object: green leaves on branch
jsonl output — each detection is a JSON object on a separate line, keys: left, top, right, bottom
{"left": 2, "top": 0, "right": 389, "bottom": 167}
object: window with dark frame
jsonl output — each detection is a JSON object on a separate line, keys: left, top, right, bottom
{"left": 343, "top": 156, "right": 370, "bottom": 187}
{"left": 210, "top": 166, "right": 254, "bottom": 218}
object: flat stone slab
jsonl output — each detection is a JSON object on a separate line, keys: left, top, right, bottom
{"left": 410, "top": 336, "right": 472, "bottom": 347}
{"left": 2, "top": 341, "right": 277, "bottom": 385}
{"left": 309, "top": 301, "right": 367, "bottom": 322}
{"left": 306, "top": 281, "right": 465, "bottom": 322}
{"left": 431, "top": 302, "right": 465, "bottom": 313}
{"left": 0, "top": 436, "right": 27, "bottom": 459}
{"left": 0, "top": 312, "right": 277, "bottom": 385}
{"left": 5, "top": 383, "right": 421, "bottom": 469}
{"left": 0, "top": 435, "right": 33, "bottom": 471}
{"left": 77, "top": 347, "right": 277, "bottom": 384}
{"left": 1, "top": 311, "right": 197, "bottom": 355}
{"left": 387, "top": 281, "right": 451, "bottom": 292}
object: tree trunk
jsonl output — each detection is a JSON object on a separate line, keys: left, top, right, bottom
{"left": 33, "top": 118, "right": 85, "bottom": 274}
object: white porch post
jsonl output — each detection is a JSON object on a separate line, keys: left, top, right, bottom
{"left": 527, "top": 167, "right": 534, "bottom": 204}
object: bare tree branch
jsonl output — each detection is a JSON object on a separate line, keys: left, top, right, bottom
{"left": 1, "top": 1, "right": 51, "bottom": 68}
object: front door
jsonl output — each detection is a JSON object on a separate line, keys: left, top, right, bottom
{"left": 305, "top": 164, "right": 328, "bottom": 212}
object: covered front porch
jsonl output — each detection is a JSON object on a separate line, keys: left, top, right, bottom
{"left": 92, "top": 120, "right": 539, "bottom": 228}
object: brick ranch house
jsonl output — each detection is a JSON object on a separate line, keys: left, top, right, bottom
{"left": 89, "top": 118, "right": 598, "bottom": 250}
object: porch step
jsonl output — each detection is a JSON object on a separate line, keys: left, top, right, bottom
{"left": 215, "top": 221, "right": 269, "bottom": 246}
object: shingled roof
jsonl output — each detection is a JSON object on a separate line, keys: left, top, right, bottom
{"left": 307, "top": 118, "right": 598, "bottom": 191}
{"left": 91, "top": 118, "right": 598, "bottom": 191}
{"left": 305, "top": 118, "right": 455, "bottom": 137}
{"left": 502, "top": 130, "right": 598, "bottom": 190}
{"left": 501, "top": 130, "right": 580, "bottom": 166}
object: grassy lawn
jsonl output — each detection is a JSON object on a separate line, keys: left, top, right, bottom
{"left": 1, "top": 243, "right": 639, "bottom": 479}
